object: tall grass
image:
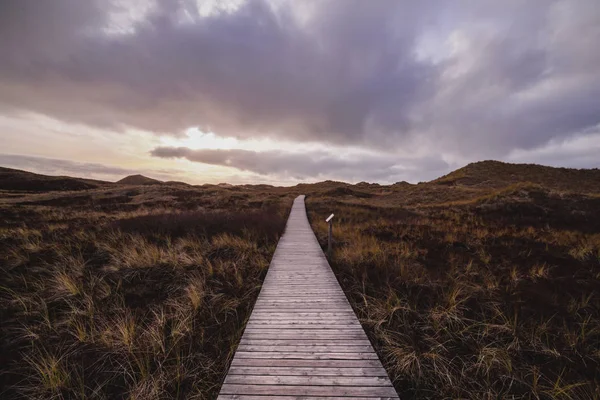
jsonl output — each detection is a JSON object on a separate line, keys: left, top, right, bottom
{"left": 307, "top": 195, "right": 600, "bottom": 400}
{"left": 0, "top": 186, "right": 292, "bottom": 399}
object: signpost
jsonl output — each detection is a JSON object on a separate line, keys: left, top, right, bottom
{"left": 326, "top": 213, "right": 334, "bottom": 259}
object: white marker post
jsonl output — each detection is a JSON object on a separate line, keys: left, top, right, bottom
{"left": 326, "top": 213, "right": 334, "bottom": 259}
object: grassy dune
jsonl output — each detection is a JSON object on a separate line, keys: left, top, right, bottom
{"left": 0, "top": 183, "right": 293, "bottom": 399}
{"left": 2, "top": 161, "right": 600, "bottom": 399}
{"left": 307, "top": 166, "right": 600, "bottom": 399}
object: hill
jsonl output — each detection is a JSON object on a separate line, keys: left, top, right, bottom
{"left": 3, "top": 160, "right": 600, "bottom": 200}
{"left": 117, "top": 174, "right": 162, "bottom": 185}
{"left": 432, "top": 160, "right": 600, "bottom": 193}
{"left": 306, "top": 161, "right": 600, "bottom": 399}
{"left": 1, "top": 160, "right": 600, "bottom": 398}
{"left": 0, "top": 166, "right": 109, "bottom": 192}
{"left": 0, "top": 174, "right": 294, "bottom": 399}
{"left": 2, "top": 160, "right": 600, "bottom": 201}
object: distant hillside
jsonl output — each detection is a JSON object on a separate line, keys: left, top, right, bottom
{"left": 432, "top": 160, "right": 600, "bottom": 193}
{"left": 164, "top": 180, "right": 191, "bottom": 186}
{"left": 294, "top": 180, "right": 349, "bottom": 192}
{"left": 0, "top": 167, "right": 109, "bottom": 192}
{"left": 323, "top": 186, "right": 374, "bottom": 198}
{"left": 117, "top": 174, "right": 162, "bottom": 185}
{"left": 241, "top": 184, "right": 276, "bottom": 190}
{"left": 2, "top": 160, "right": 600, "bottom": 196}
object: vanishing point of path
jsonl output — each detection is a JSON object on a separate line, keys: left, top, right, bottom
{"left": 218, "top": 195, "right": 399, "bottom": 399}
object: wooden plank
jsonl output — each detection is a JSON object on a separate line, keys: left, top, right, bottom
{"left": 248, "top": 317, "right": 357, "bottom": 321}
{"left": 246, "top": 320, "right": 358, "bottom": 325}
{"left": 236, "top": 345, "right": 376, "bottom": 352}
{"left": 218, "top": 396, "right": 397, "bottom": 400}
{"left": 259, "top": 294, "right": 344, "bottom": 296}
{"left": 246, "top": 321, "right": 358, "bottom": 326}
{"left": 239, "top": 339, "right": 373, "bottom": 346}
{"left": 249, "top": 311, "right": 353, "bottom": 316}
{"left": 224, "top": 375, "right": 394, "bottom": 386}
{"left": 230, "top": 358, "right": 385, "bottom": 368}
{"left": 241, "top": 333, "right": 368, "bottom": 339}
{"left": 250, "top": 311, "right": 353, "bottom": 315}
{"left": 243, "top": 326, "right": 366, "bottom": 331}
{"left": 217, "top": 195, "right": 399, "bottom": 399}
{"left": 233, "top": 352, "right": 380, "bottom": 360}
{"left": 248, "top": 313, "right": 356, "bottom": 317}
{"left": 226, "top": 366, "right": 388, "bottom": 377}
{"left": 249, "top": 309, "right": 357, "bottom": 313}
{"left": 247, "top": 320, "right": 358, "bottom": 325}
{"left": 253, "top": 300, "right": 348, "bottom": 304}
{"left": 219, "top": 384, "right": 398, "bottom": 396}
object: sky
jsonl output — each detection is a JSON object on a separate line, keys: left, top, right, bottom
{"left": 0, "top": 0, "right": 599, "bottom": 185}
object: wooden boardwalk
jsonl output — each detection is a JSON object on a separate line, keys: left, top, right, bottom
{"left": 218, "top": 195, "right": 399, "bottom": 399}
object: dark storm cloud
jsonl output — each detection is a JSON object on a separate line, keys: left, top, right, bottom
{"left": 0, "top": 0, "right": 435, "bottom": 143}
{"left": 150, "top": 146, "right": 449, "bottom": 182}
{"left": 0, "top": 0, "right": 599, "bottom": 170}
{"left": 417, "top": 1, "right": 600, "bottom": 156}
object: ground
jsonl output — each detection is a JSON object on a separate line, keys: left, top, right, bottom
{"left": 0, "top": 179, "right": 293, "bottom": 399}
{"left": 1, "top": 161, "right": 599, "bottom": 399}
{"left": 306, "top": 162, "right": 600, "bottom": 399}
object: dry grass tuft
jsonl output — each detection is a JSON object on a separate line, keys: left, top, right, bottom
{"left": 307, "top": 183, "right": 600, "bottom": 399}
{"left": 0, "top": 183, "right": 293, "bottom": 399}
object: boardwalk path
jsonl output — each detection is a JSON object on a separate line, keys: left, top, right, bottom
{"left": 218, "top": 195, "right": 399, "bottom": 399}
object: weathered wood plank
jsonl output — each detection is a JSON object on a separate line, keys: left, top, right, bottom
{"left": 253, "top": 301, "right": 349, "bottom": 305}
{"left": 246, "top": 321, "right": 358, "bottom": 326}
{"left": 226, "top": 366, "right": 388, "bottom": 377}
{"left": 248, "top": 317, "right": 357, "bottom": 321}
{"left": 259, "top": 294, "right": 344, "bottom": 297}
{"left": 219, "top": 384, "right": 398, "bottom": 396}
{"left": 218, "top": 396, "right": 397, "bottom": 400}
{"left": 243, "top": 327, "right": 367, "bottom": 331}
{"left": 217, "top": 195, "right": 398, "bottom": 399}
{"left": 240, "top": 329, "right": 366, "bottom": 335}
{"left": 241, "top": 333, "right": 368, "bottom": 339}
{"left": 223, "top": 375, "right": 394, "bottom": 386}
{"left": 249, "top": 313, "right": 356, "bottom": 318}
{"left": 248, "top": 313, "right": 356, "bottom": 318}
{"left": 236, "top": 345, "right": 377, "bottom": 352}
{"left": 246, "top": 320, "right": 358, "bottom": 325}
{"left": 233, "top": 352, "right": 380, "bottom": 360}
{"left": 245, "top": 323, "right": 362, "bottom": 328}
{"left": 230, "top": 359, "right": 386, "bottom": 368}
{"left": 239, "top": 339, "right": 373, "bottom": 346}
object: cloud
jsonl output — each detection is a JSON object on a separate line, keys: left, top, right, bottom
{"left": 416, "top": 1, "right": 600, "bottom": 156}
{"left": 0, "top": 0, "right": 439, "bottom": 145}
{"left": 150, "top": 145, "right": 450, "bottom": 183}
{"left": 0, "top": 0, "right": 599, "bottom": 173}
{"left": 0, "top": 153, "right": 181, "bottom": 182}
{"left": 507, "top": 126, "right": 600, "bottom": 169}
